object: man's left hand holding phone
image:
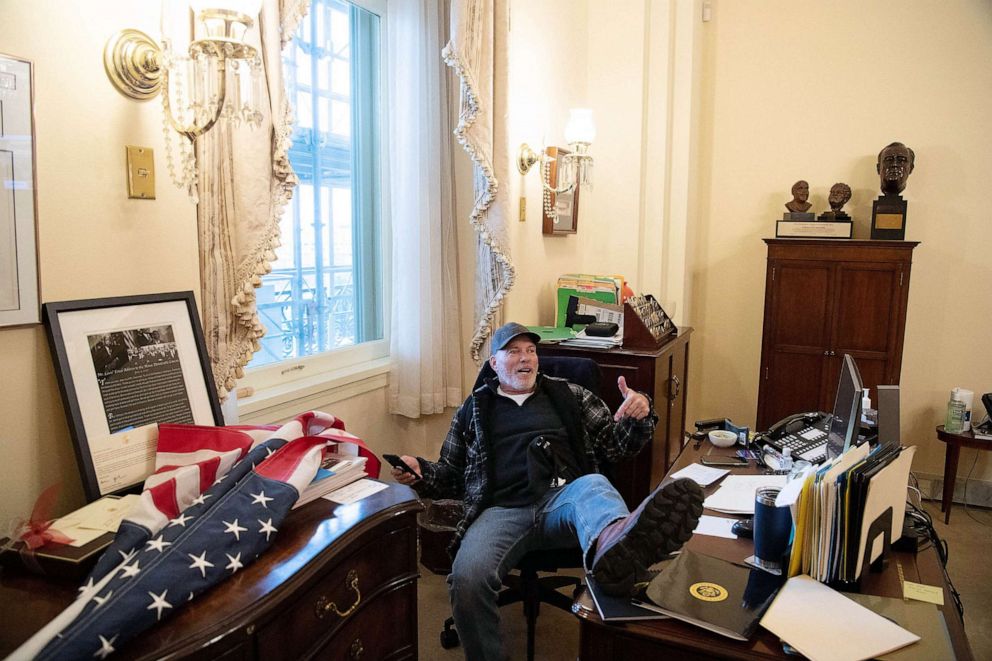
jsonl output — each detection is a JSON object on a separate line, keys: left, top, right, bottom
{"left": 384, "top": 454, "right": 422, "bottom": 485}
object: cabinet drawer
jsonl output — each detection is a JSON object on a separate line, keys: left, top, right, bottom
{"left": 256, "top": 525, "right": 416, "bottom": 659}
{"left": 313, "top": 581, "right": 418, "bottom": 660}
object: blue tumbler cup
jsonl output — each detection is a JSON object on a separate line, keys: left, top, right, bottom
{"left": 751, "top": 486, "right": 792, "bottom": 574}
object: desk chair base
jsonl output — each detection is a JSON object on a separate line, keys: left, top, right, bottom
{"left": 439, "top": 561, "right": 583, "bottom": 661}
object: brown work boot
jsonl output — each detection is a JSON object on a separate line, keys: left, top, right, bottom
{"left": 591, "top": 478, "right": 704, "bottom": 597}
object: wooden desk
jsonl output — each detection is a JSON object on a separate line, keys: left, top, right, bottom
{"left": 936, "top": 425, "right": 992, "bottom": 524}
{"left": 0, "top": 483, "right": 423, "bottom": 660}
{"left": 573, "top": 443, "right": 974, "bottom": 660}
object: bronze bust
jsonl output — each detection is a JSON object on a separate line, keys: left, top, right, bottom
{"left": 785, "top": 180, "right": 812, "bottom": 213}
{"left": 820, "top": 183, "right": 852, "bottom": 220}
{"left": 877, "top": 142, "right": 915, "bottom": 196}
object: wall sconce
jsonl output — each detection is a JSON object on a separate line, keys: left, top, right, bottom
{"left": 103, "top": 0, "right": 264, "bottom": 201}
{"left": 517, "top": 108, "right": 596, "bottom": 194}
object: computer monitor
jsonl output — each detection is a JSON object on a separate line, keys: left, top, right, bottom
{"left": 825, "top": 354, "right": 864, "bottom": 460}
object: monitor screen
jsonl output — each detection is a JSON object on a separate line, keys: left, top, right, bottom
{"left": 825, "top": 354, "right": 864, "bottom": 460}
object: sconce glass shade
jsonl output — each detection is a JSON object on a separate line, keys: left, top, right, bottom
{"left": 104, "top": 1, "right": 264, "bottom": 202}
{"left": 564, "top": 108, "right": 596, "bottom": 145}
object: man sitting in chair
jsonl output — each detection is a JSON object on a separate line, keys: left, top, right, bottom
{"left": 391, "top": 322, "right": 704, "bottom": 661}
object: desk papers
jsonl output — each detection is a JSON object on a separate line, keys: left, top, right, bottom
{"left": 52, "top": 495, "right": 141, "bottom": 547}
{"left": 671, "top": 463, "right": 730, "bottom": 487}
{"left": 325, "top": 478, "right": 389, "bottom": 505}
{"left": 693, "top": 515, "right": 739, "bottom": 539}
{"left": 760, "top": 575, "right": 919, "bottom": 661}
{"left": 703, "top": 475, "right": 788, "bottom": 514}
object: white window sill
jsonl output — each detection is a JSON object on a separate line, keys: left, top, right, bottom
{"left": 236, "top": 357, "right": 391, "bottom": 424}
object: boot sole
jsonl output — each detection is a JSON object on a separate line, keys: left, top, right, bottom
{"left": 592, "top": 479, "right": 704, "bottom": 597}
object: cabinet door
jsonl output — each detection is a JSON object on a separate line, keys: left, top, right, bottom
{"left": 829, "top": 261, "right": 904, "bottom": 396}
{"left": 665, "top": 341, "right": 688, "bottom": 473}
{"left": 758, "top": 260, "right": 833, "bottom": 429}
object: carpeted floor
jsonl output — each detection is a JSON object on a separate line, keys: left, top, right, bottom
{"left": 415, "top": 500, "right": 992, "bottom": 661}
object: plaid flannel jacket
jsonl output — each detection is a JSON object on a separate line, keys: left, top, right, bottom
{"left": 413, "top": 373, "right": 657, "bottom": 556}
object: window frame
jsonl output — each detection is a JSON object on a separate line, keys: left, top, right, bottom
{"left": 238, "top": 0, "right": 391, "bottom": 415}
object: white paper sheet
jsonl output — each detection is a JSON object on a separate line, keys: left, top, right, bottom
{"left": 52, "top": 494, "right": 141, "bottom": 547}
{"left": 760, "top": 575, "right": 919, "bottom": 661}
{"left": 702, "top": 475, "right": 788, "bottom": 514}
{"left": 692, "top": 515, "right": 739, "bottom": 539}
{"left": 324, "top": 478, "right": 389, "bottom": 505}
{"left": 670, "top": 463, "right": 730, "bottom": 487}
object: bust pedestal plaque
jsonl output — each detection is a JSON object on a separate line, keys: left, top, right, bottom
{"left": 871, "top": 194, "right": 908, "bottom": 240}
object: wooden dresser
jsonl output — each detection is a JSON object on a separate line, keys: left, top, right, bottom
{"left": 0, "top": 483, "right": 423, "bottom": 661}
{"left": 539, "top": 327, "right": 692, "bottom": 509}
{"left": 757, "top": 239, "right": 918, "bottom": 430}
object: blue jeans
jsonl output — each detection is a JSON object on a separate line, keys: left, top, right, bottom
{"left": 447, "top": 474, "right": 628, "bottom": 661}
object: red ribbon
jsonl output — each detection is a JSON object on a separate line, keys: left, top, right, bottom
{"left": 17, "top": 483, "right": 74, "bottom": 550}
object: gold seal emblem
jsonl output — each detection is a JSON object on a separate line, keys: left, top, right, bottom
{"left": 689, "top": 582, "right": 728, "bottom": 602}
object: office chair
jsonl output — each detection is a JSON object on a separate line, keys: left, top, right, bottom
{"left": 439, "top": 355, "right": 602, "bottom": 661}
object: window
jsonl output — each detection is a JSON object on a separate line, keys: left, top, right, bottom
{"left": 247, "top": 0, "right": 386, "bottom": 390}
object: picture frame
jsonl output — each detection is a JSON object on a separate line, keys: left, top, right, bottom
{"left": 0, "top": 52, "right": 40, "bottom": 326}
{"left": 43, "top": 292, "right": 224, "bottom": 501}
{"left": 542, "top": 146, "right": 581, "bottom": 235}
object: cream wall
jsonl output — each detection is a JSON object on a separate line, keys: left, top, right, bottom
{"left": 0, "top": 1, "right": 202, "bottom": 520}
{"left": 691, "top": 0, "right": 992, "bottom": 481}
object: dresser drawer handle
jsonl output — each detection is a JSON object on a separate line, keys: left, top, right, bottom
{"left": 349, "top": 638, "right": 364, "bottom": 660}
{"left": 315, "top": 570, "right": 361, "bottom": 619}
{"left": 668, "top": 375, "right": 681, "bottom": 400}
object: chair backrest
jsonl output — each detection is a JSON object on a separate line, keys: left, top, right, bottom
{"left": 474, "top": 355, "right": 602, "bottom": 396}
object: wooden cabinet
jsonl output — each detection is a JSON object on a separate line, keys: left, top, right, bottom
{"left": 0, "top": 484, "right": 423, "bottom": 661}
{"left": 539, "top": 327, "right": 692, "bottom": 509}
{"left": 756, "top": 239, "right": 918, "bottom": 431}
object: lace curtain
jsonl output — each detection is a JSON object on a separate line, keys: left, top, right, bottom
{"left": 443, "top": 0, "right": 514, "bottom": 363}
{"left": 196, "top": 0, "right": 307, "bottom": 400}
{"left": 386, "top": 0, "right": 464, "bottom": 417}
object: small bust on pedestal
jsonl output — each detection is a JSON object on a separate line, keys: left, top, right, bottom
{"left": 783, "top": 180, "right": 814, "bottom": 220}
{"left": 818, "top": 182, "right": 852, "bottom": 221}
{"left": 871, "top": 142, "right": 915, "bottom": 239}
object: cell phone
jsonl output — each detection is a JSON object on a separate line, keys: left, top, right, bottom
{"left": 701, "top": 456, "right": 749, "bottom": 467}
{"left": 383, "top": 453, "right": 419, "bottom": 477}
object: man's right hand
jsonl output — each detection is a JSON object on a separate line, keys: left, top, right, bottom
{"left": 391, "top": 455, "right": 422, "bottom": 485}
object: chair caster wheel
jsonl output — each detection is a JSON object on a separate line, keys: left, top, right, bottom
{"left": 440, "top": 628, "right": 460, "bottom": 649}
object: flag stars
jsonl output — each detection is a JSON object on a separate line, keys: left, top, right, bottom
{"left": 145, "top": 536, "right": 172, "bottom": 553}
{"left": 225, "top": 552, "right": 244, "bottom": 573}
{"left": 94, "top": 633, "right": 118, "bottom": 659}
{"left": 251, "top": 491, "right": 274, "bottom": 508}
{"left": 93, "top": 590, "right": 113, "bottom": 607}
{"left": 119, "top": 560, "right": 142, "bottom": 579}
{"left": 78, "top": 577, "right": 96, "bottom": 595}
{"left": 191, "top": 493, "right": 210, "bottom": 507}
{"left": 258, "top": 518, "right": 277, "bottom": 541}
{"left": 222, "top": 519, "right": 248, "bottom": 541}
{"left": 146, "top": 590, "right": 173, "bottom": 621}
{"left": 188, "top": 551, "right": 215, "bottom": 578}
{"left": 168, "top": 513, "right": 193, "bottom": 528}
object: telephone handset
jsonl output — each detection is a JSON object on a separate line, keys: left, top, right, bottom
{"left": 765, "top": 411, "right": 827, "bottom": 440}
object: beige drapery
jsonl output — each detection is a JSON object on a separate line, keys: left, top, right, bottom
{"left": 443, "top": 0, "right": 515, "bottom": 363}
{"left": 197, "top": 0, "right": 308, "bottom": 400}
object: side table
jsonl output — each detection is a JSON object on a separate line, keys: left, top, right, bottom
{"left": 936, "top": 425, "right": 992, "bottom": 524}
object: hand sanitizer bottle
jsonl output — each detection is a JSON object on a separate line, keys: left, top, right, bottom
{"left": 780, "top": 447, "right": 794, "bottom": 474}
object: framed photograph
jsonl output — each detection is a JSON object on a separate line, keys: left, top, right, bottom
{"left": 43, "top": 292, "right": 224, "bottom": 501}
{"left": 542, "top": 146, "right": 580, "bottom": 236}
{"left": 0, "top": 53, "right": 40, "bottom": 326}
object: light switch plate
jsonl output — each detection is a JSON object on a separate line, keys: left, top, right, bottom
{"left": 126, "top": 145, "right": 156, "bottom": 199}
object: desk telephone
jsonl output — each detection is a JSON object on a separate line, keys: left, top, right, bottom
{"left": 762, "top": 411, "right": 831, "bottom": 464}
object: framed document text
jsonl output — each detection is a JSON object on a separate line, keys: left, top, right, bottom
{"left": 0, "top": 53, "right": 40, "bottom": 326}
{"left": 43, "top": 292, "right": 224, "bottom": 500}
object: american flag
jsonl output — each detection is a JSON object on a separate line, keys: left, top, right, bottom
{"left": 10, "top": 411, "right": 380, "bottom": 661}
